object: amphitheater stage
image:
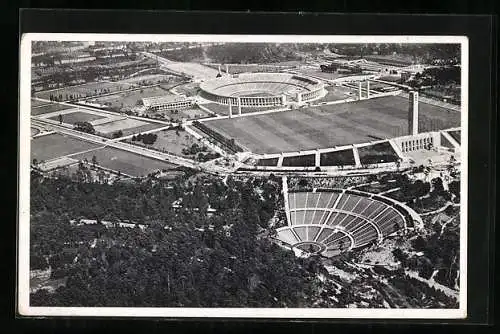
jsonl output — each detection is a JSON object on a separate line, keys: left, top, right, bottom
{"left": 203, "top": 95, "right": 460, "bottom": 154}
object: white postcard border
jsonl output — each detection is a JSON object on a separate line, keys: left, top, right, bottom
{"left": 19, "top": 33, "right": 469, "bottom": 318}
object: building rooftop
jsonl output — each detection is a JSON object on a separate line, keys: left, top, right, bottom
{"left": 142, "top": 95, "right": 191, "bottom": 107}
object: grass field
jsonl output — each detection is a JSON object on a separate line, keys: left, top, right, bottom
{"left": 257, "top": 157, "right": 279, "bottom": 166}
{"left": 204, "top": 95, "right": 460, "bottom": 154}
{"left": 357, "top": 142, "right": 399, "bottom": 165}
{"left": 447, "top": 130, "right": 461, "bottom": 144}
{"left": 155, "top": 106, "right": 212, "bottom": 122}
{"left": 126, "top": 128, "right": 198, "bottom": 157}
{"left": 31, "top": 133, "right": 102, "bottom": 162}
{"left": 93, "top": 118, "right": 163, "bottom": 136}
{"left": 116, "top": 74, "right": 177, "bottom": 86}
{"left": 320, "top": 149, "right": 356, "bottom": 166}
{"left": 201, "top": 102, "right": 276, "bottom": 116}
{"left": 34, "top": 81, "right": 134, "bottom": 100}
{"left": 282, "top": 154, "right": 316, "bottom": 167}
{"left": 31, "top": 99, "right": 49, "bottom": 107}
{"left": 31, "top": 103, "right": 73, "bottom": 116}
{"left": 48, "top": 111, "right": 107, "bottom": 124}
{"left": 90, "top": 85, "right": 173, "bottom": 111}
{"left": 71, "top": 147, "right": 178, "bottom": 177}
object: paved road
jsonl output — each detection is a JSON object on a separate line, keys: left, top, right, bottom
{"left": 32, "top": 118, "right": 199, "bottom": 170}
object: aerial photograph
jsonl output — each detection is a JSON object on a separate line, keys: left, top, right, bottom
{"left": 26, "top": 39, "right": 462, "bottom": 311}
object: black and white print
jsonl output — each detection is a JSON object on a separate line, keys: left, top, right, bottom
{"left": 19, "top": 34, "right": 467, "bottom": 318}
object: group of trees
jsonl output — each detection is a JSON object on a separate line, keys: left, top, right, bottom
{"left": 111, "top": 130, "right": 123, "bottom": 139}
{"left": 191, "top": 121, "right": 243, "bottom": 154}
{"left": 73, "top": 121, "right": 96, "bottom": 134}
{"left": 181, "top": 143, "right": 206, "bottom": 156}
{"left": 407, "top": 66, "right": 461, "bottom": 89}
{"left": 399, "top": 221, "right": 460, "bottom": 290}
{"left": 131, "top": 133, "right": 158, "bottom": 145}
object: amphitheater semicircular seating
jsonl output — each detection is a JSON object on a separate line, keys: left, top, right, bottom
{"left": 276, "top": 189, "right": 411, "bottom": 258}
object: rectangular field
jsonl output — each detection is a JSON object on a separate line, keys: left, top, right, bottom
{"left": 95, "top": 119, "right": 164, "bottom": 137}
{"left": 31, "top": 103, "right": 73, "bottom": 116}
{"left": 115, "top": 74, "right": 177, "bottom": 86}
{"left": 33, "top": 81, "right": 134, "bottom": 101}
{"left": 90, "top": 86, "right": 172, "bottom": 111}
{"left": 31, "top": 99, "right": 50, "bottom": 107}
{"left": 31, "top": 133, "right": 102, "bottom": 162}
{"left": 138, "top": 128, "right": 199, "bottom": 156}
{"left": 156, "top": 106, "right": 213, "bottom": 122}
{"left": 48, "top": 111, "right": 107, "bottom": 124}
{"left": 204, "top": 95, "right": 460, "bottom": 154}
{"left": 71, "top": 147, "right": 178, "bottom": 177}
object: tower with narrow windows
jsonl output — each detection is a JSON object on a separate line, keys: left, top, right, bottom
{"left": 408, "top": 91, "right": 419, "bottom": 135}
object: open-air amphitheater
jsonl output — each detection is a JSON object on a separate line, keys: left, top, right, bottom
{"left": 275, "top": 188, "right": 423, "bottom": 258}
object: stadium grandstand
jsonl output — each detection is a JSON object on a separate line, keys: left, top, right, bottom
{"left": 199, "top": 72, "right": 326, "bottom": 107}
{"left": 275, "top": 189, "right": 421, "bottom": 258}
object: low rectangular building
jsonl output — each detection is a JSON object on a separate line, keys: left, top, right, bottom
{"left": 142, "top": 95, "right": 194, "bottom": 112}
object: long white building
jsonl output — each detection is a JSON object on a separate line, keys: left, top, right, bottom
{"left": 142, "top": 95, "right": 194, "bottom": 112}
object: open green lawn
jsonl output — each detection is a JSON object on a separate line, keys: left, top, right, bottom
{"left": 31, "top": 99, "right": 50, "bottom": 107}
{"left": 90, "top": 86, "right": 173, "bottom": 111}
{"left": 127, "top": 129, "right": 198, "bottom": 156}
{"left": 204, "top": 95, "right": 460, "bottom": 154}
{"left": 31, "top": 103, "right": 73, "bottom": 116}
{"left": 48, "top": 111, "right": 107, "bottom": 124}
{"left": 72, "top": 147, "right": 179, "bottom": 177}
{"left": 31, "top": 133, "right": 102, "bottom": 162}
{"left": 34, "top": 81, "right": 134, "bottom": 100}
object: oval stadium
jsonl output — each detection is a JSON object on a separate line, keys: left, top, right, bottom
{"left": 199, "top": 72, "right": 326, "bottom": 107}
{"left": 276, "top": 189, "right": 422, "bottom": 258}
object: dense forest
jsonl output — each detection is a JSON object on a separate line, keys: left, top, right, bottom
{"left": 205, "top": 43, "right": 302, "bottom": 64}
{"left": 30, "top": 172, "right": 330, "bottom": 307}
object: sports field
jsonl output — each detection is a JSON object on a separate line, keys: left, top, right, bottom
{"left": 31, "top": 103, "right": 73, "bottom": 116}
{"left": 34, "top": 82, "right": 134, "bottom": 101}
{"left": 95, "top": 119, "right": 164, "bottom": 137}
{"left": 72, "top": 147, "right": 178, "bottom": 177}
{"left": 90, "top": 85, "right": 173, "bottom": 111}
{"left": 205, "top": 95, "right": 460, "bottom": 154}
{"left": 48, "top": 111, "right": 107, "bottom": 124}
{"left": 31, "top": 133, "right": 102, "bottom": 162}
{"left": 116, "top": 74, "right": 177, "bottom": 86}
